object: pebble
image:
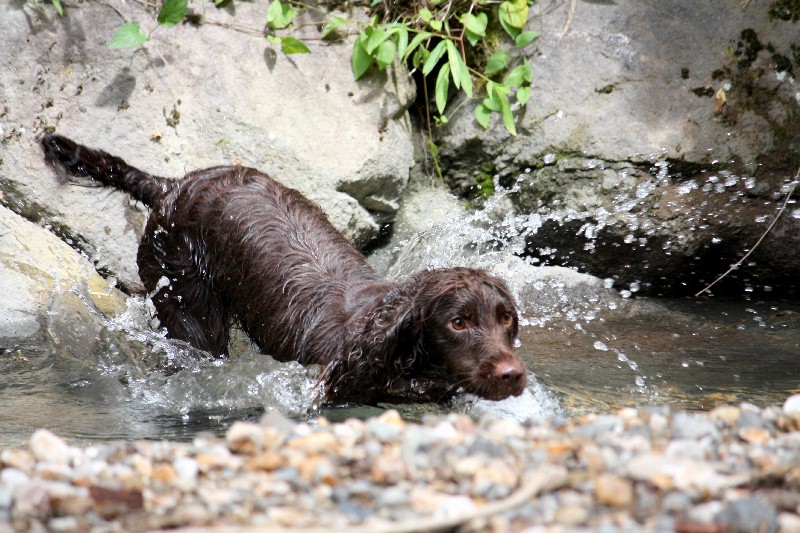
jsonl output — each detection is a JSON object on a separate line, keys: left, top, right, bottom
{"left": 1, "top": 400, "right": 800, "bottom": 532}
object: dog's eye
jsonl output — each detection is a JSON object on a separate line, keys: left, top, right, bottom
{"left": 450, "top": 317, "right": 467, "bottom": 331}
{"left": 501, "top": 311, "right": 514, "bottom": 326}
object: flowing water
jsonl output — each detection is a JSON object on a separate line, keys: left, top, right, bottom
{"left": 1, "top": 169, "right": 798, "bottom": 447}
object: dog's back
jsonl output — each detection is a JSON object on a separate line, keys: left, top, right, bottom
{"left": 42, "top": 134, "right": 383, "bottom": 361}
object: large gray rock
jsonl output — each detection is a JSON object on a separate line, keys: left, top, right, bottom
{"left": 0, "top": 0, "right": 415, "bottom": 290}
{"left": 0, "top": 204, "right": 127, "bottom": 347}
{"left": 436, "top": 0, "right": 800, "bottom": 296}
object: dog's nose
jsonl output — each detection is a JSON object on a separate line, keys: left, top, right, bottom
{"left": 494, "top": 359, "right": 525, "bottom": 383}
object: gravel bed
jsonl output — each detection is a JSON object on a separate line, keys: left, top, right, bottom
{"left": 3, "top": 396, "right": 800, "bottom": 532}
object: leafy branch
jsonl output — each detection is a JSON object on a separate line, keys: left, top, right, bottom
{"left": 107, "top": 0, "right": 311, "bottom": 55}
{"left": 349, "top": 0, "right": 538, "bottom": 136}
{"left": 101, "top": 0, "right": 537, "bottom": 138}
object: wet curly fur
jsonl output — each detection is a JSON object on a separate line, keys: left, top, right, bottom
{"left": 41, "top": 133, "right": 527, "bottom": 403}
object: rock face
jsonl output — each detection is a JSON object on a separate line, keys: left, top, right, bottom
{"left": 436, "top": 0, "right": 800, "bottom": 296}
{"left": 0, "top": 0, "right": 415, "bottom": 291}
{"left": 0, "top": 204, "right": 127, "bottom": 348}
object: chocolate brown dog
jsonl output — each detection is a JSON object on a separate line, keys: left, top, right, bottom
{"left": 41, "top": 134, "right": 527, "bottom": 403}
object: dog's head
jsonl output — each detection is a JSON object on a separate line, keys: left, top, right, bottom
{"left": 386, "top": 268, "right": 527, "bottom": 401}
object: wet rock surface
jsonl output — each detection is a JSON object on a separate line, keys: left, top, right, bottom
{"left": 0, "top": 0, "right": 414, "bottom": 290}
{"left": 3, "top": 397, "right": 800, "bottom": 532}
{"left": 436, "top": 0, "right": 800, "bottom": 297}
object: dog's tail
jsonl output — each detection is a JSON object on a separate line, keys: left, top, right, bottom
{"left": 41, "top": 133, "right": 173, "bottom": 209}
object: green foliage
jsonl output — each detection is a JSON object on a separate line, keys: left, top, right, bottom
{"left": 107, "top": 0, "right": 187, "bottom": 49}
{"left": 157, "top": 0, "right": 188, "bottom": 28}
{"left": 346, "top": 0, "right": 538, "bottom": 136}
{"left": 266, "top": 0, "right": 296, "bottom": 30}
{"left": 267, "top": 35, "right": 311, "bottom": 55}
{"left": 108, "top": 22, "right": 149, "bottom": 49}
{"left": 99, "top": 0, "right": 538, "bottom": 141}
{"left": 475, "top": 172, "right": 496, "bottom": 199}
{"left": 106, "top": 0, "right": 310, "bottom": 55}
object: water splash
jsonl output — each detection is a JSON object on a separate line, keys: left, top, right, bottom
{"left": 103, "top": 295, "right": 323, "bottom": 418}
{"left": 452, "top": 372, "right": 564, "bottom": 423}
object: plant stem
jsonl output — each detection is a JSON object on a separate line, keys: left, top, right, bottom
{"left": 694, "top": 167, "right": 800, "bottom": 297}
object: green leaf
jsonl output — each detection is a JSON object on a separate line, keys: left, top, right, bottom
{"left": 157, "top": 0, "right": 187, "bottom": 28}
{"left": 375, "top": 39, "right": 396, "bottom": 69}
{"left": 352, "top": 36, "right": 372, "bottom": 80}
{"left": 435, "top": 63, "right": 450, "bottom": 114}
{"left": 461, "top": 12, "right": 487, "bottom": 47}
{"left": 429, "top": 19, "right": 443, "bottom": 31}
{"left": 267, "top": 0, "right": 296, "bottom": 30}
{"left": 321, "top": 17, "right": 348, "bottom": 39}
{"left": 403, "top": 31, "right": 432, "bottom": 62}
{"left": 108, "top": 22, "right": 149, "bottom": 49}
{"left": 459, "top": 58, "right": 473, "bottom": 97}
{"left": 462, "top": 12, "right": 487, "bottom": 38}
{"left": 365, "top": 27, "right": 390, "bottom": 54}
{"left": 445, "top": 40, "right": 462, "bottom": 89}
{"left": 486, "top": 80, "right": 510, "bottom": 102}
{"left": 499, "top": 92, "right": 516, "bottom": 135}
{"left": 522, "top": 59, "right": 533, "bottom": 82}
{"left": 475, "top": 103, "right": 491, "bottom": 129}
{"left": 50, "top": 0, "right": 63, "bottom": 16}
{"left": 396, "top": 26, "right": 409, "bottom": 60}
{"left": 280, "top": 36, "right": 311, "bottom": 54}
{"left": 422, "top": 40, "right": 447, "bottom": 77}
{"left": 498, "top": 14, "right": 519, "bottom": 40}
{"left": 499, "top": 0, "right": 528, "bottom": 29}
{"left": 464, "top": 29, "right": 480, "bottom": 48}
{"left": 504, "top": 62, "right": 532, "bottom": 87}
{"left": 411, "top": 46, "right": 425, "bottom": 69}
{"left": 515, "top": 30, "right": 539, "bottom": 48}
{"left": 516, "top": 86, "right": 532, "bottom": 106}
{"left": 484, "top": 50, "right": 509, "bottom": 76}
{"left": 419, "top": 8, "right": 432, "bottom": 22}
{"left": 482, "top": 96, "right": 500, "bottom": 112}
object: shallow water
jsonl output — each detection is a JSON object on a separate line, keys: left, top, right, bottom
{"left": 524, "top": 297, "right": 800, "bottom": 414}
{"left": 1, "top": 295, "right": 798, "bottom": 448}
{"left": 3, "top": 165, "right": 798, "bottom": 447}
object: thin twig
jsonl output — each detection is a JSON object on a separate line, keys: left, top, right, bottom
{"left": 457, "top": 1, "right": 476, "bottom": 61}
{"left": 560, "top": 0, "right": 575, "bottom": 41}
{"left": 694, "top": 166, "right": 800, "bottom": 297}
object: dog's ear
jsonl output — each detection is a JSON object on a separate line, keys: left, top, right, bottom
{"left": 369, "top": 287, "right": 426, "bottom": 374}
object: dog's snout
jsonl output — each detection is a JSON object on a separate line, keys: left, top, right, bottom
{"left": 494, "top": 358, "right": 525, "bottom": 383}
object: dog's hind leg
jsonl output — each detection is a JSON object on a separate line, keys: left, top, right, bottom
{"left": 137, "top": 221, "right": 229, "bottom": 357}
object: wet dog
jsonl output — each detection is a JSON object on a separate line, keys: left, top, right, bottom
{"left": 41, "top": 134, "right": 527, "bottom": 402}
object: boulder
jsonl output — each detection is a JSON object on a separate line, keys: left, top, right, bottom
{"left": 0, "top": 204, "right": 127, "bottom": 350}
{"left": 0, "top": 0, "right": 415, "bottom": 290}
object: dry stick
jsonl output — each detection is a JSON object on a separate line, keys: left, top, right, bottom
{"left": 694, "top": 165, "right": 800, "bottom": 297}
{"left": 560, "top": 0, "right": 576, "bottom": 40}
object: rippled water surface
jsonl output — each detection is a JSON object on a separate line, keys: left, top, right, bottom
{"left": 3, "top": 166, "right": 798, "bottom": 447}
{"left": 523, "top": 297, "right": 800, "bottom": 413}
{"left": 2, "top": 296, "right": 798, "bottom": 448}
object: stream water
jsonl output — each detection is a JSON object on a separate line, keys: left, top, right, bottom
{"left": 1, "top": 172, "right": 798, "bottom": 448}
{"left": 1, "top": 294, "right": 798, "bottom": 448}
